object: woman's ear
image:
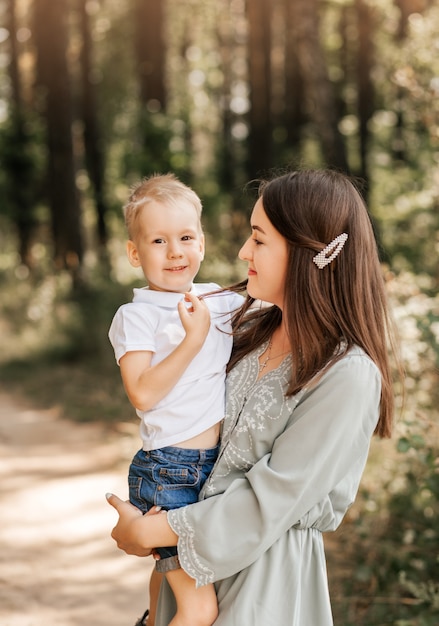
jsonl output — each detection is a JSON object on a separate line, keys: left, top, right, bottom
{"left": 126, "top": 240, "right": 141, "bottom": 268}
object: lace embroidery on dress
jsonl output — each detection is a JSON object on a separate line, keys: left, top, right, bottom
{"left": 167, "top": 507, "right": 215, "bottom": 587}
{"left": 203, "top": 347, "right": 296, "bottom": 495}
{"left": 166, "top": 344, "right": 300, "bottom": 587}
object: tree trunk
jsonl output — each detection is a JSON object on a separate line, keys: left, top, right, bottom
{"left": 8, "top": 0, "right": 21, "bottom": 111}
{"left": 283, "top": 0, "right": 305, "bottom": 151}
{"left": 78, "top": 0, "right": 108, "bottom": 250}
{"left": 394, "top": 0, "right": 426, "bottom": 38}
{"left": 4, "top": 0, "right": 36, "bottom": 268}
{"left": 246, "top": 0, "right": 272, "bottom": 179}
{"left": 131, "top": 0, "right": 171, "bottom": 176}
{"left": 392, "top": 0, "right": 427, "bottom": 161}
{"left": 290, "top": 0, "right": 349, "bottom": 172}
{"left": 33, "top": 0, "right": 83, "bottom": 277}
{"left": 217, "top": 18, "right": 235, "bottom": 192}
{"left": 133, "top": 0, "right": 167, "bottom": 110}
{"left": 355, "top": 0, "right": 375, "bottom": 190}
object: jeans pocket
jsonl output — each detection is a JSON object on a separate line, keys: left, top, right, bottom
{"left": 155, "top": 465, "right": 200, "bottom": 489}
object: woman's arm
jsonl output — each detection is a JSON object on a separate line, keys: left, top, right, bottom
{"left": 168, "top": 352, "right": 382, "bottom": 585}
{"left": 107, "top": 352, "right": 381, "bottom": 584}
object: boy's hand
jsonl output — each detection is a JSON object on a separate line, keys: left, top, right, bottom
{"left": 178, "top": 292, "right": 211, "bottom": 347}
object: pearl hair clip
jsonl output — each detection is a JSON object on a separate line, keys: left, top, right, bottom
{"left": 313, "top": 233, "right": 348, "bottom": 269}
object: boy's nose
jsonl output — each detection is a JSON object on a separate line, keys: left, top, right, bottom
{"left": 168, "top": 244, "right": 183, "bottom": 259}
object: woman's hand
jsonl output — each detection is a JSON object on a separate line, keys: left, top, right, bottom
{"left": 106, "top": 493, "right": 177, "bottom": 557}
{"left": 106, "top": 493, "right": 158, "bottom": 556}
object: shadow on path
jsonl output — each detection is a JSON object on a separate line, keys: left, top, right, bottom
{"left": 0, "top": 391, "right": 153, "bottom": 626}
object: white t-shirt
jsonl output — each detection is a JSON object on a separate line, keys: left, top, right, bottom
{"left": 109, "top": 283, "right": 243, "bottom": 451}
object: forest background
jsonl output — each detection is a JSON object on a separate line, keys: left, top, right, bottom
{"left": 0, "top": 0, "right": 438, "bottom": 624}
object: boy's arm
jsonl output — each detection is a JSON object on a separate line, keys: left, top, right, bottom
{"left": 119, "top": 292, "right": 211, "bottom": 412}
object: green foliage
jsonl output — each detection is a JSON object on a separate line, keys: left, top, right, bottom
{"left": 0, "top": 110, "right": 44, "bottom": 221}
{"left": 368, "top": 3, "right": 439, "bottom": 283}
{"left": 376, "top": 276, "right": 439, "bottom": 623}
{"left": 0, "top": 234, "right": 438, "bottom": 626}
{"left": 121, "top": 110, "right": 184, "bottom": 181}
{"left": 0, "top": 266, "right": 134, "bottom": 423}
{"left": 387, "top": 434, "right": 438, "bottom": 606}
{"left": 357, "top": 430, "right": 439, "bottom": 625}
{"left": 1, "top": 1, "right": 439, "bottom": 622}
{"left": 330, "top": 272, "right": 439, "bottom": 625}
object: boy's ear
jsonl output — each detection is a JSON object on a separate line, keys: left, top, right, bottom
{"left": 199, "top": 233, "right": 205, "bottom": 260}
{"left": 126, "top": 240, "right": 141, "bottom": 267}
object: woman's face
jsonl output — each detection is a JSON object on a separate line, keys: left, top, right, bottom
{"left": 239, "top": 197, "right": 289, "bottom": 309}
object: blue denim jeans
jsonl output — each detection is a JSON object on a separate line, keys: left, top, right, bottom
{"left": 128, "top": 445, "right": 219, "bottom": 568}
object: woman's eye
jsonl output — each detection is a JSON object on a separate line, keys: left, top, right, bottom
{"left": 252, "top": 238, "right": 262, "bottom": 245}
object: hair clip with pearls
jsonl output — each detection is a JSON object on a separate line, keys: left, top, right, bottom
{"left": 313, "top": 233, "right": 348, "bottom": 269}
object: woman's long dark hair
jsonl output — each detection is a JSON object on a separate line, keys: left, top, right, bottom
{"left": 227, "top": 169, "right": 400, "bottom": 438}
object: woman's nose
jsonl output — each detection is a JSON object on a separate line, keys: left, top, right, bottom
{"left": 238, "top": 237, "right": 251, "bottom": 261}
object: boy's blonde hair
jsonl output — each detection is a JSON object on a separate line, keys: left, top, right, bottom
{"left": 123, "top": 173, "right": 203, "bottom": 240}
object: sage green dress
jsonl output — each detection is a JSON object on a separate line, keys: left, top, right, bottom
{"left": 156, "top": 344, "right": 381, "bottom": 625}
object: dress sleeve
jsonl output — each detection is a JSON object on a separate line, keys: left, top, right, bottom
{"left": 167, "top": 352, "right": 382, "bottom": 587}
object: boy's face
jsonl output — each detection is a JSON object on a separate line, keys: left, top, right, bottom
{"left": 127, "top": 199, "right": 205, "bottom": 292}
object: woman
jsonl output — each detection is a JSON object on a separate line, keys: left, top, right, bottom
{"left": 107, "top": 169, "right": 399, "bottom": 626}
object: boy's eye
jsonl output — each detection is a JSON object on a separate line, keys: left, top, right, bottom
{"left": 181, "top": 235, "right": 193, "bottom": 241}
{"left": 153, "top": 238, "right": 165, "bottom": 244}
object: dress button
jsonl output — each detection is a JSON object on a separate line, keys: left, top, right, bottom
{"left": 157, "top": 485, "right": 163, "bottom": 491}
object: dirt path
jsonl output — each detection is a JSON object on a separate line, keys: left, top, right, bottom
{"left": 0, "top": 391, "right": 154, "bottom": 626}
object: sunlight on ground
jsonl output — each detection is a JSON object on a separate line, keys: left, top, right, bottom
{"left": 0, "top": 393, "right": 153, "bottom": 626}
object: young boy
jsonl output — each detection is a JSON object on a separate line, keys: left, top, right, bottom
{"left": 108, "top": 174, "right": 242, "bottom": 626}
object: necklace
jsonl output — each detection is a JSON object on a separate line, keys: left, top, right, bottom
{"left": 258, "top": 341, "right": 290, "bottom": 373}
{"left": 258, "top": 341, "right": 273, "bottom": 373}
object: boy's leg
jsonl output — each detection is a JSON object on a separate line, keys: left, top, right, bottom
{"left": 147, "top": 569, "right": 163, "bottom": 626}
{"left": 165, "top": 568, "right": 218, "bottom": 626}
{"left": 128, "top": 451, "right": 158, "bottom": 625}
{"left": 130, "top": 447, "right": 219, "bottom": 625}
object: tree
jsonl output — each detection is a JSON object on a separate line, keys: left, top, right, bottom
{"left": 133, "top": 0, "right": 167, "bottom": 111}
{"left": 0, "top": 0, "right": 38, "bottom": 267}
{"left": 246, "top": 0, "right": 273, "bottom": 178}
{"left": 78, "top": 0, "right": 108, "bottom": 251}
{"left": 355, "top": 0, "right": 375, "bottom": 189}
{"left": 216, "top": 3, "right": 236, "bottom": 192}
{"left": 290, "top": 0, "right": 349, "bottom": 171}
{"left": 282, "top": 0, "right": 305, "bottom": 152}
{"left": 130, "top": 0, "right": 173, "bottom": 177}
{"left": 33, "top": 0, "right": 83, "bottom": 277}
{"left": 392, "top": 0, "right": 428, "bottom": 161}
